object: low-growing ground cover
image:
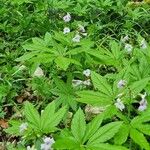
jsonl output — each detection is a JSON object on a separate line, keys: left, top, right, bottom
{"left": 0, "top": 0, "right": 150, "bottom": 150}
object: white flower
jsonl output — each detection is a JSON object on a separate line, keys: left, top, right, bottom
{"left": 63, "top": 27, "right": 70, "bottom": 34}
{"left": 125, "top": 44, "right": 133, "bottom": 53}
{"left": 140, "top": 39, "right": 147, "bottom": 49}
{"left": 72, "top": 79, "right": 83, "bottom": 87}
{"left": 63, "top": 13, "right": 71, "bottom": 22}
{"left": 117, "top": 80, "right": 127, "bottom": 89}
{"left": 121, "top": 35, "right": 129, "bottom": 43}
{"left": 72, "top": 34, "right": 81, "bottom": 42}
{"left": 41, "top": 137, "right": 55, "bottom": 150}
{"left": 138, "top": 93, "right": 147, "bottom": 111}
{"left": 33, "top": 66, "right": 44, "bottom": 77}
{"left": 19, "top": 123, "right": 28, "bottom": 133}
{"left": 78, "top": 24, "right": 85, "bottom": 33}
{"left": 43, "top": 137, "right": 55, "bottom": 145}
{"left": 83, "top": 79, "right": 91, "bottom": 86}
{"left": 83, "top": 69, "right": 91, "bottom": 77}
{"left": 115, "top": 98, "right": 125, "bottom": 111}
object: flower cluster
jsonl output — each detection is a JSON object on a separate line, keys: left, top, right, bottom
{"left": 62, "top": 13, "right": 87, "bottom": 43}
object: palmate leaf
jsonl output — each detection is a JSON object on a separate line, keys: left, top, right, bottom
{"left": 88, "top": 121, "right": 123, "bottom": 145}
{"left": 71, "top": 108, "right": 86, "bottom": 142}
{"left": 24, "top": 101, "right": 66, "bottom": 134}
{"left": 83, "top": 113, "right": 104, "bottom": 143}
{"left": 52, "top": 78, "right": 77, "bottom": 110}
{"left": 130, "top": 128, "right": 150, "bottom": 150}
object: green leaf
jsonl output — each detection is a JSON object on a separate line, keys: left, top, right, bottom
{"left": 114, "top": 124, "right": 130, "bottom": 145}
{"left": 71, "top": 108, "right": 86, "bottom": 142}
{"left": 83, "top": 113, "right": 104, "bottom": 143}
{"left": 15, "top": 52, "right": 37, "bottom": 61}
{"left": 50, "top": 106, "right": 67, "bottom": 128}
{"left": 130, "top": 128, "right": 150, "bottom": 150}
{"left": 40, "top": 101, "right": 66, "bottom": 133}
{"left": 91, "top": 71, "right": 113, "bottom": 96}
{"left": 131, "top": 112, "right": 150, "bottom": 126}
{"left": 53, "top": 137, "right": 78, "bottom": 149}
{"left": 76, "top": 90, "right": 112, "bottom": 106}
{"left": 88, "top": 121, "right": 123, "bottom": 144}
{"left": 129, "top": 77, "right": 150, "bottom": 95}
{"left": 55, "top": 56, "right": 81, "bottom": 70}
{"left": 40, "top": 102, "right": 55, "bottom": 131}
{"left": 88, "top": 143, "right": 128, "bottom": 150}
{"left": 5, "top": 120, "right": 22, "bottom": 136}
{"left": 136, "top": 124, "right": 150, "bottom": 136}
{"left": 23, "top": 43, "right": 51, "bottom": 52}
{"left": 24, "top": 101, "right": 40, "bottom": 129}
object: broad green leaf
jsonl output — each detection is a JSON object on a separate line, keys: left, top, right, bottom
{"left": 136, "top": 124, "right": 150, "bottom": 136}
{"left": 114, "top": 124, "right": 130, "bottom": 145}
{"left": 129, "top": 77, "right": 150, "bottom": 95}
{"left": 88, "top": 121, "right": 123, "bottom": 144}
{"left": 55, "top": 56, "right": 81, "bottom": 70}
{"left": 110, "top": 41, "right": 122, "bottom": 60}
{"left": 130, "top": 128, "right": 150, "bottom": 150}
{"left": 91, "top": 71, "right": 113, "bottom": 96}
{"left": 23, "top": 43, "right": 52, "bottom": 52}
{"left": 71, "top": 108, "right": 86, "bottom": 142}
{"left": 15, "top": 52, "right": 37, "bottom": 61}
{"left": 40, "top": 102, "right": 55, "bottom": 132}
{"left": 53, "top": 137, "right": 78, "bottom": 149}
{"left": 88, "top": 143, "right": 128, "bottom": 150}
{"left": 24, "top": 102, "right": 40, "bottom": 129}
{"left": 76, "top": 90, "right": 112, "bottom": 106}
{"left": 32, "top": 37, "right": 45, "bottom": 46}
{"left": 50, "top": 106, "right": 67, "bottom": 128}
{"left": 83, "top": 113, "right": 104, "bottom": 143}
{"left": 30, "top": 54, "right": 54, "bottom": 63}
{"left": 44, "top": 32, "right": 53, "bottom": 46}
{"left": 131, "top": 112, "right": 150, "bottom": 126}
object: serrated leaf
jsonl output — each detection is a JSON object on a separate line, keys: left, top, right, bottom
{"left": 71, "top": 108, "right": 86, "bottom": 142}
{"left": 130, "top": 128, "right": 150, "bottom": 150}
{"left": 91, "top": 71, "right": 113, "bottom": 96}
{"left": 76, "top": 90, "right": 112, "bottom": 106}
{"left": 88, "top": 121, "right": 123, "bottom": 144}
{"left": 24, "top": 102, "right": 40, "bottom": 129}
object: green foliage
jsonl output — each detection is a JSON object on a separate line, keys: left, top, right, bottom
{"left": 53, "top": 109, "right": 125, "bottom": 150}
{"left": 1, "top": 0, "right": 150, "bottom": 149}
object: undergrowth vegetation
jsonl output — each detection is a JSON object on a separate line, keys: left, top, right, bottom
{"left": 0, "top": 0, "right": 150, "bottom": 150}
